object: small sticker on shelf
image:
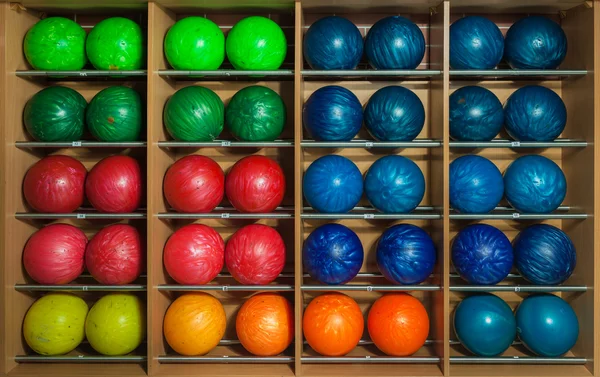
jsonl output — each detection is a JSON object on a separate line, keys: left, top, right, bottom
{"left": 221, "top": 213, "right": 230, "bottom": 219}
{"left": 221, "top": 141, "right": 231, "bottom": 147}
{"left": 222, "top": 286, "right": 229, "bottom": 291}
{"left": 366, "top": 286, "right": 373, "bottom": 292}
{"left": 511, "top": 141, "right": 521, "bottom": 147}
{"left": 514, "top": 286, "right": 521, "bottom": 292}
{"left": 78, "top": 72, "right": 87, "bottom": 77}
{"left": 78, "top": 354, "right": 84, "bottom": 358}
{"left": 512, "top": 213, "right": 520, "bottom": 219}
{"left": 513, "top": 356, "right": 519, "bottom": 359}
{"left": 365, "top": 141, "right": 374, "bottom": 148}
{"left": 76, "top": 214, "right": 86, "bottom": 219}
{"left": 364, "top": 213, "right": 375, "bottom": 219}
{"left": 365, "top": 355, "right": 371, "bottom": 359}
{"left": 82, "top": 286, "right": 88, "bottom": 291}
{"left": 72, "top": 141, "right": 82, "bottom": 147}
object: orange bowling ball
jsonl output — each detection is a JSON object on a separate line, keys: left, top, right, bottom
{"left": 303, "top": 292, "right": 364, "bottom": 356}
{"left": 163, "top": 293, "right": 226, "bottom": 356}
{"left": 236, "top": 293, "right": 294, "bottom": 356}
{"left": 367, "top": 293, "right": 429, "bottom": 356}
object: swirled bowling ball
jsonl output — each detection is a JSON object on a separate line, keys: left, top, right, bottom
{"left": 226, "top": 16, "right": 287, "bottom": 70}
{"left": 450, "top": 16, "right": 504, "bottom": 69}
{"left": 449, "top": 86, "right": 504, "bottom": 141}
{"left": 304, "top": 16, "right": 363, "bottom": 70}
{"left": 450, "top": 155, "right": 503, "bottom": 214}
{"left": 365, "top": 16, "right": 425, "bottom": 69}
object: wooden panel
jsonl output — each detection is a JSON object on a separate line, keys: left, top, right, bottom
{"left": 0, "top": 3, "right": 6, "bottom": 375}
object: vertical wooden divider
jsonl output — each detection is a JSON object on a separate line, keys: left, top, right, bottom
{"left": 594, "top": 2, "right": 600, "bottom": 376}
{"left": 0, "top": 3, "right": 6, "bottom": 376}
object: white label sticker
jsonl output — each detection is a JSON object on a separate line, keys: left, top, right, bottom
{"left": 72, "top": 141, "right": 82, "bottom": 147}
{"left": 76, "top": 214, "right": 86, "bottom": 219}
{"left": 511, "top": 141, "right": 521, "bottom": 147}
{"left": 222, "top": 286, "right": 229, "bottom": 291}
{"left": 221, "top": 213, "right": 230, "bottom": 219}
{"left": 513, "top": 356, "right": 519, "bottom": 359}
{"left": 365, "top": 141, "right": 374, "bottom": 148}
{"left": 364, "top": 213, "right": 375, "bottom": 220}
{"left": 82, "top": 286, "right": 88, "bottom": 291}
{"left": 78, "top": 354, "right": 84, "bottom": 358}
{"left": 512, "top": 213, "right": 520, "bottom": 219}
{"left": 221, "top": 140, "right": 231, "bottom": 147}
{"left": 78, "top": 72, "right": 87, "bottom": 77}
{"left": 365, "top": 355, "right": 371, "bottom": 359}
{"left": 514, "top": 286, "right": 521, "bottom": 292}
{"left": 366, "top": 286, "right": 373, "bottom": 292}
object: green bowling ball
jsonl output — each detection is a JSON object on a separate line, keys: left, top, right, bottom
{"left": 86, "top": 86, "right": 142, "bottom": 142}
{"left": 86, "top": 17, "right": 145, "bottom": 70}
{"left": 226, "top": 86, "right": 286, "bottom": 141}
{"left": 164, "top": 86, "right": 224, "bottom": 141}
{"left": 164, "top": 17, "right": 224, "bottom": 70}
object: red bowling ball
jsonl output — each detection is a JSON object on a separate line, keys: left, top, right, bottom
{"left": 85, "top": 155, "right": 142, "bottom": 213}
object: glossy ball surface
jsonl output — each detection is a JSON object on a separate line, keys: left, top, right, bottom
{"left": 364, "top": 155, "right": 425, "bottom": 213}
{"left": 303, "top": 16, "right": 363, "bottom": 70}
{"left": 454, "top": 294, "right": 516, "bottom": 356}
{"left": 303, "top": 155, "right": 363, "bottom": 213}
{"left": 164, "top": 17, "right": 224, "bottom": 70}
{"left": 450, "top": 155, "right": 504, "bottom": 214}
{"left": 504, "top": 155, "right": 566, "bottom": 213}
{"left": 514, "top": 224, "right": 576, "bottom": 285}
{"left": 450, "top": 16, "right": 504, "bottom": 69}
{"left": 303, "top": 223, "right": 364, "bottom": 285}
{"left": 226, "top": 16, "right": 287, "bottom": 70}
{"left": 452, "top": 224, "right": 513, "bottom": 285}
{"left": 303, "top": 85, "right": 363, "bottom": 141}
{"left": 504, "top": 85, "right": 567, "bottom": 141}
{"left": 364, "top": 86, "right": 425, "bottom": 141}
{"left": 504, "top": 16, "right": 567, "bottom": 69}
{"left": 86, "top": 86, "right": 142, "bottom": 142}
{"left": 377, "top": 224, "right": 436, "bottom": 285}
{"left": 365, "top": 16, "right": 425, "bottom": 69}
{"left": 516, "top": 294, "right": 579, "bottom": 357}
{"left": 449, "top": 86, "right": 504, "bottom": 141}
{"left": 236, "top": 293, "right": 294, "bottom": 356}
{"left": 85, "top": 155, "right": 142, "bottom": 213}
{"left": 86, "top": 17, "right": 144, "bottom": 70}
{"left": 303, "top": 293, "right": 363, "bottom": 356}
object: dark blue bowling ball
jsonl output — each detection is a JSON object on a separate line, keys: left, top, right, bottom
{"left": 504, "top": 16, "right": 567, "bottom": 69}
{"left": 303, "top": 155, "right": 363, "bottom": 213}
{"left": 364, "top": 155, "right": 425, "bottom": 213}
{"left": 514, "top": 224, "right": 576, "bottom": 285}
{"left": 452, "top": 224, "right": 513, "bottom": 285}
{"left": 364, "top": 86, "right": 425, "bottom": 141}
{"left": 450, "top": 155, "right": 504, "bottom": 213}
{"left": 303, "top": 223, "right": 364, "bottom": 285}
{"left": 516, "top": 294, "right": 579, "bottom": 357}
{"left": 504, "top": 155, "right": 566, "bottom": 213}
{"left": 504, "top": 85, "right": 567, "bottom": 141}
{"left": 450, "top": 16, "right": 504, "bottom": 69}
{"left": 303, "top": 16, "right": 364, "bottom": 70}
{"left": 454, "top": 294, "right": 516, "bottom": 356}
{"left": 376, "top": 224, "right": 436, "bottom": 285}
{"left": 365, "top": 16, "right": 425, "bottom": 69}
{"left": 449, "top": 86, "right": 504, "bottom": 141}
{"left": 303, "top": 85, "right": 363, "bottom": 141}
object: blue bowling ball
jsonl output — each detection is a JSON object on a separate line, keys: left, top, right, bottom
{"left": 452, "top": 224, "right": 513, "bottom": 285}
{"left": 365, "top": 16, "right": 426, "bottom": 70}
{"left": 364, "top": 86, "right": 425, "bottom": 141}
{"left": 454, "top": 294, "right": 516, "bottom": 356}
{"left": 504, "top": 155, "right": 566, "bottom": 213}
{"left": 303, "top": 155, "right": 363, "bottom": 213}
{"left": 303, "top": 223, "right": 364, "bottom": 285}
{"left": 303, "top": 85, "right": 363, "bottom": 141}
{"left": 504, "top": 16, "right": 567, "bottom": 69}
{"left": 504, "top": 85, "right": 567, "bottom": 141}
{"left": 376, "top": 224, "right": 436, "bottom": 285}
{"left": 364, "top": 155, "right": 425, "bottom": 213}
{"left": 303, "top": 16, "right": 364, "bottom": 70}
{"left": 450, "top": 16, "right": 504, "bottom": 70}
{"left": 514, "top": 224, "right": 576, "bottom": 285}
{"left": 450, "top": 86, "right": 504, "bottom": 141}
{"left": 516, "top": 294, "right": 579, "bottom": 357}
{"left": 450, "top": 155, "right": 504, "bottom": 213}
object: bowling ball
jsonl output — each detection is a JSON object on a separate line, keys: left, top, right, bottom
{"left": 226, "top": 16, "right": 287, "bottom": 70}
{"left": 225, "top": 224, "right": 285, "bottom": 285}
{"left": 303, "top": 155, "right": 363, "bottom": 213}
{"left": 364, "top": 155, "right": 425, "bottom": 213}
{"left": 365, "top": 16, "right": 425, "bottom": 69}
{"left": 164, "top": 86, "right": 224, "bottom": 142}
{"left": 514, "top": 224, "right": 576, "bottom": 285}
{"left": 86, "top": 17, "right": 144, "bottom": 70}
{"left": 303, "top": 223, "right": 363, "bottom": 285}
{"left": 364, "top": 86, "right": 425, "bottom": 141}
{"left": 85, "top": 294, "right": 146, "bottom": 355}
{"left": 23, "top": 155, "right": 87, "bottom": 213}
{"left": 452, "top": 224, "right": 513, "bottom": 285}
{"left": 450, "top": 16, "right": 504, "bottom": 69}
{"left": 454, "top": 294, "right": 516, "bottom": 356}
{"left": 164, "top": 224, "right": 224, "bottom": 285}
{"left": 85, "top": 155, "right": 142, "bottom": 213}
{"left": 164, "top": 16, "right": 224, "bottom": 70}
{"left": 225, "top": 155, "right": 285, "bottom": 213}
{"left": 23, "top": 224, "right": 87, "bottom": 284}
{"left": 450, "top": 155, "right": 503, "bottom": 214}
{"left": 225, "top": 86, "right": 286, "bottom": 141}
{"left": 516, "top": 294, "right": 578, "bottom": 356}
{"left": 23, "top": 294, "right": 88, "bottom": 355}
{"left": 504, "top": 155, "right": 566, "bottom": 213}
{"left": 449, "top": 86, "right": 504, "bottom": 141}
{"left": 24, "top": 17, "right": 87, "bottom": 70}
{"left": 303, "top": 85, "right": 363, "bottom": 141}
{"left": 86, "top": 224, "right": 143, "bottom": 285}
{"left": 86, "top": 86, "right": 142, "bottom": 142}
{"left": 303, "top": 16, "right": 363, "bottom": 70}
{"left": 164, "top": 293, "right": 226, "bottom": 355}
{"left": 504, "top": 85, "right": 567, "bottom": 141}
{"left": 24, "top": 86, "right": 87, "bottom": 142}
{"left": 377, "top": 224, "right": 436, "bottom": 285}
{"left": 236, "top": 293, "right": 294, "bottom": 356}
{"left": 303, "top": 293, "right": 363, "bottom": 356}
{"left": 163, "top": 155, "right": 224, "bottom": 213}
{"left": 368, "top": 293, "right": 429, "bottom": 356}
{"left": 504, "top": 16, "right": 567, "bottom": 69}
